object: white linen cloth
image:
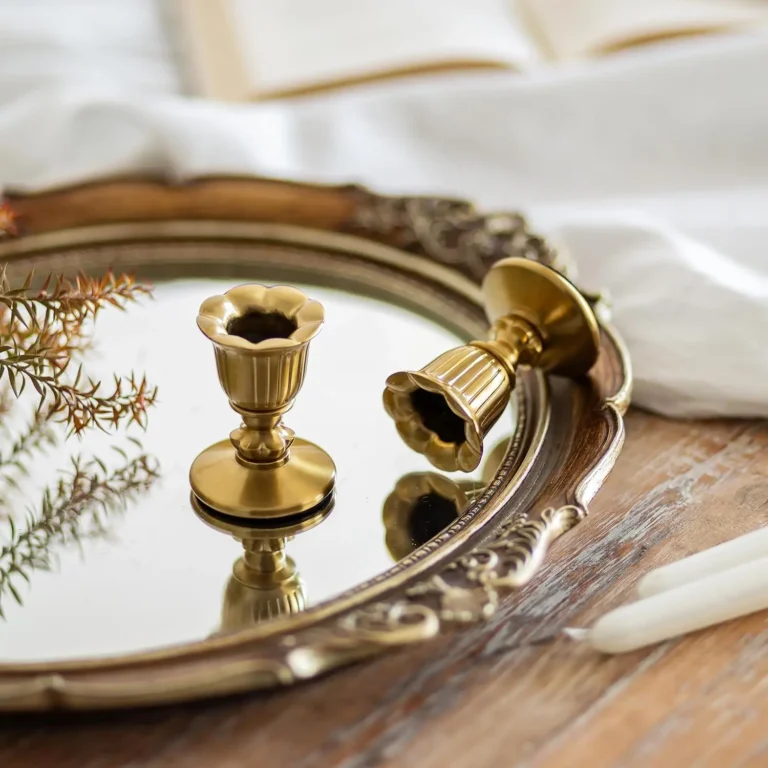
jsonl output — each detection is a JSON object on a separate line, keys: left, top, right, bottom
{"left": 1, "top": 1, "right": 767, "bottom": 418}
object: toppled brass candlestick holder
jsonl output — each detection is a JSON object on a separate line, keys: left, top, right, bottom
{"left": 383, "top": 258, "right": 600, "bottom": 472}
{"left": 192, "top": 495, "right": 333, "bottom": 629}
{"left": 190, "top": 284, "right": 336, "bottom": 519}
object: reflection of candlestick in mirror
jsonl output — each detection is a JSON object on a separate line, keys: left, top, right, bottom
{"left": 481, "top": 437, "right": 513, "bottom": 486}
{"left": 383, "top": 258, "right": 599, "bottom": 472}
{"left": 383, "top": 473, "right": 484, "bottom": 561}
{"left": 190, "top": 284, "right": 336, "bottom": 521}
{"left": 224, "top": 537, "right": 305, "bottom": 626}
{"left": 192, "top": 494, "right": 333, "bottom": 630}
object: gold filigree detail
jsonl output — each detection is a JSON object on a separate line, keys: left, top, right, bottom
{"left": 407, "top": 505, "right": 584, "bottom": 621}
{"left": 283, "top": 504, "right": 585, "bottom": 666}
{"left": 351, "top": 192, "right": 575, "bottom": 282}
{"left": 0, "top": 191, "right": 630, "bottom": 711}
{"left": 283, "top": 602, "right": 440, "bottom": 680}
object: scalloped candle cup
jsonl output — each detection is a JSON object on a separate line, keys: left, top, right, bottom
{"left": 383, "top": 345, "right": 511, "bottom": 472}
{"left": 197, "top": 284, "right": 324, "bottom": 413}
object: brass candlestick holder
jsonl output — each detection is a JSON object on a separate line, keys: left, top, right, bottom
{"left": 383, "top": 472, "right": 484, "bottom": 561}
{"left": 190, "top": 284, "right": 336, "bottom": 520}
{"left": 382, "top": 440, "right": 509, "bottom": 560}
{"left": 383, "top": 258, "right": 600, "bottom": 472}
{"left": 192, "top": 495, "right": 333, "bottom": 629}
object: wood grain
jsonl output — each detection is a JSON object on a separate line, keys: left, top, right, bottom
{"left": 1, "top": 409, "right": 766, "bottom": 767}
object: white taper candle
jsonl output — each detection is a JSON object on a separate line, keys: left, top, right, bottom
{"left": 585, "top": 556, "right": 768, "bottom": 654}
{"left": 637, "top": 526, "right": 768, "bottom": 598}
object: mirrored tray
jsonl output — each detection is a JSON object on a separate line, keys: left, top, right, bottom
{"left": 0, "top": 178, "right": 631, "bottom": 710}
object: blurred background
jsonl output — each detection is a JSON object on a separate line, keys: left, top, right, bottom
{"left": 1, "top": 0, "right": 767, "bottom": 418}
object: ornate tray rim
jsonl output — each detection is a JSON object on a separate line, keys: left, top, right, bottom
{"left": 0, "top": 177, "right": 632, "bottom": 711}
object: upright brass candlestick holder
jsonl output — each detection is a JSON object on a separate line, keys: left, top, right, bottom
{"left": 190, "top": 284, "right": 336, "bottom": 520}
{"left": 383, "top": 258, "right": 600, "bottom": 472}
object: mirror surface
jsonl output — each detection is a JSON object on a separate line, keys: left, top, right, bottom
{"left": 0, "top": 276, "right": 514, "bottom": 663}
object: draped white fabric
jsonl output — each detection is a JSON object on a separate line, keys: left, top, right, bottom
{"left": 1, "top": 1, "right": 767, "bottom": 417}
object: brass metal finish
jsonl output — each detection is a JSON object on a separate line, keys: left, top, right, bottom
{"left": 192, "top": 495, "right": 334, "bottom": 629}
{"left": 225, "top": 542, "right": 305, "bottom": 626}
{"left": 383, "top": 473, "right": 484, "bottom": 561}
{"left": 384, "top": 258, "right": 600, "bottom": 472}
{"left": 190, "top": 284, "right": 336, "bottom": 519}
{"left": 0, "top": 179, "right": 630, "bottom": 712}
{"left": 482, "top": 257, "right": 600, "bottom": 377}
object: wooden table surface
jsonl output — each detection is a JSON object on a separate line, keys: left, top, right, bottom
{"left": 1, "top": 409, "right": 767, "bottom": 768}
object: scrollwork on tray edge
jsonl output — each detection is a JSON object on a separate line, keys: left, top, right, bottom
{"left": 281, "top": 503, "right": 585, "bottom": 680}
{"left": 349, "top": 191, "right": 575, "bottom": 283}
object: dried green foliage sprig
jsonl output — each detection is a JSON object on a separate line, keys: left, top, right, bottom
{"left": 0, "top": 356, "right": 156, "bottom": 434}
{"left": 0, "top": 269, "right": 151, "bottom": 336}
{"left": 1, "top": 271, "right": 150, "bottom": 371}
{"left": 0, "top": 265, "right": 159, "bottom": 615}
{"left": 0, "top": 450, "right": 160, "bottom": 616}
{"left": 0, "top": 407, "right": 57, "bottom": 490}
{"left": 0, "top": 269, "right": 156, "bottom": 434}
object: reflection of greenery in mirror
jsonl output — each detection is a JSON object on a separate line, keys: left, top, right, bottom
{"left": 0, "top": 269, "right": 158, "bottom": 617}
{"left": 0, "top": 271, "right": 515, "bottom": 663}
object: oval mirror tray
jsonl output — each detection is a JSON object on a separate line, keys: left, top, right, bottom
{"left": 0, "top": 177, "right": 631, "bottom": 711}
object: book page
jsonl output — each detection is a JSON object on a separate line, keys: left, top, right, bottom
{"left": 170, "top": 0, "right": 251, "bottom": 100}
{"left": 228, "top": 0, "right": 541, "bottom": 98}
{"left": 524, "top": 0, "right": 768, "bottom": 60}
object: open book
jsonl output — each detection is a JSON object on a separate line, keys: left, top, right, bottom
{"left": 172, "top": 0, "right": 768, "bottom": 100}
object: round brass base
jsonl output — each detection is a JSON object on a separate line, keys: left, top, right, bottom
{"left": 189, "top": 437, "right": 336, "bottom": 520}
{"left": 190, "top": 492, "right": 335, "bottom": 537}
{"left": 482, "top": 258, "right": 600, "bottom": 377}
